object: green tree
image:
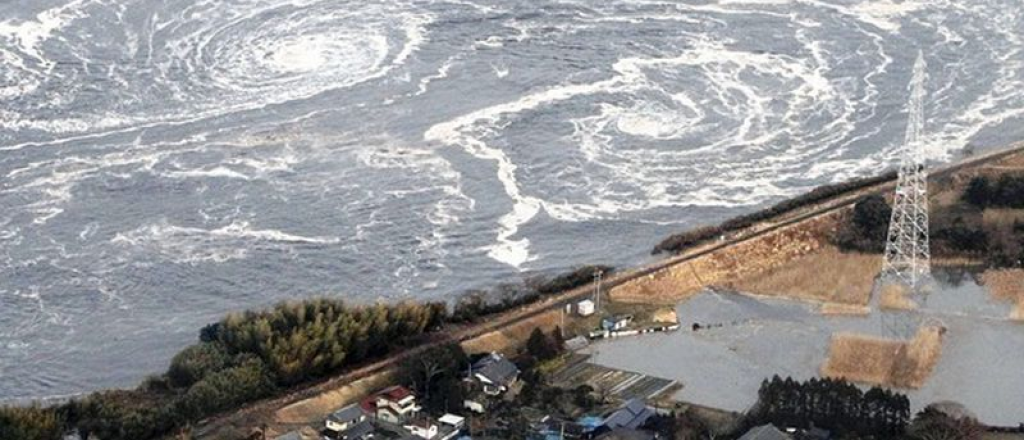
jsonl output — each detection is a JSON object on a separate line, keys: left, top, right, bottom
{"left": 962, "top": 176, "right": 992, "bottom": 207}
{"left": 167, "top": 342, "right": 231, "bottom": 388}
{"left": 853, "top": 194, "right": 892, "bottom": 235}
{"left": 526, "top": 328, "right": 558, "bottom": 361}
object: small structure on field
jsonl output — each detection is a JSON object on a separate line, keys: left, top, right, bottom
{"left": 602, "top": 315, "right": 633, "bottom": 331}
{"left": 578, "top": 299, "right": 596, "bottom": 316}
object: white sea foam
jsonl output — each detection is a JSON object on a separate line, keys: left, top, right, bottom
{"left": 427, "top": 34, "right": 855, "bottom": 267}
{"left": 111, "top": 220, "right": 339, "bottom": 264}
{"left": 0, "top": 0, "right": 433, "bottom": 145}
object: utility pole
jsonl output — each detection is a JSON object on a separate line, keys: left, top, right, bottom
{"left": 882, "top": 51, "right": 932, "bottom": 290}
{"left": 593, "top": 269, "right": 604, "bottom": 311}
{"left": 879, "top": 51, "right": 933, "bottom": 339}
{"left": 560, "top": 304, "right": 566, "bottom": 337}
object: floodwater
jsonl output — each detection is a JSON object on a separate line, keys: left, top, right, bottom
{"left": 586, "top": 274, "right": 1024, "bottom": 426}
{"left": 2, "top": 0, "right": 1024, "bottom": 401}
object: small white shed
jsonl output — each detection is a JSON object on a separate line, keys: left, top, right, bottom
{"left": 577, "top": 299, "right": 596, "bottom": 316}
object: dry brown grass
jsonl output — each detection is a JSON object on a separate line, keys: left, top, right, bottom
{"left": 980, "top": 269, "right": 1024, "bottom": 321}
{"left": 821, "top": 326, "right": 944, "bottom": 389}
{"left": 730, "top": 246, "right": 880, "bottom": 306}
{"left": 822, "top": 333, "right": 903, "bottom": 385}
{"left": 983, "top": 150, "right": 1024, "bottom": 169}
{"left": 610, "top": 210, "right": 841, "bottom": 304}
{"left": 878, "top": 284, "right": 918, "bottom": 310}
{"left": 274, "top": 370, "right": 396, "bottom": 425}
{"left": 982, "top": 209, "right": 1024, "bottom": 228}
{"left": 931, "top": 187, "right": 964, "bottom": 208}
{"left": 819, "top": 303, "right": 871, "bottom": 315}
{"left": 461, "top": 309, "right": 562, "bottom": 354}
{"left": 897, "top": 326, "right": 944, "bottom": 388}
{"left": 652, "top": 308, "right": 678, "bottom": 323}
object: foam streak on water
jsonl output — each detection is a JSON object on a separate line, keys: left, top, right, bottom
{"left": 1, "top": 0, "right": 1023, "bottom": 401}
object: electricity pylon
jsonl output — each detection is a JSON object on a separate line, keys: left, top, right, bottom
{"left": 882, "top": 51, "right": 931, "bottom": 290}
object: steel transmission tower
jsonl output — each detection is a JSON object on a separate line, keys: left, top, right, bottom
{"left": 882, "top": 52, "right": 931, "bottom": 289}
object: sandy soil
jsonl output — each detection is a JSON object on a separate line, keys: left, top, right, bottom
{"left": 878, "top": 284, "right": 919, "bottom": 310}
{"left": 730, "top": 246, "right": 880, "bottom": 307}
{"left": 821, "top": 326, "right": 944, "bottom": 389}
{"left": 653, "top": 308, "right": 678, "bottom": 323}
{"left": 980, "top": 269, "right": 1024, "bottom": 320}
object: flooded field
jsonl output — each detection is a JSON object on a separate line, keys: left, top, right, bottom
{"left": 585, "top": 273, "right": 1024, "bottom": 426}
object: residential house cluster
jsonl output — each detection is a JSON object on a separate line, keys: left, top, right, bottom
{"left": 300, "top": 350, "right": 667, "bottom": 440}
{"left": 317, "top": 352, "right": 519, "bottom": 440}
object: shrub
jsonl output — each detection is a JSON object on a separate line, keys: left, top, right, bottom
{"left": 0, "top": 405, "right": 64, "bottom": 440}
{"left": 961, "top": 174, "right": 1024, "bottom": 208}
{"left": 852, "top": 194, "right": 892, "bottom": 234}
{"left": 835, "top": 195, "right": 892, "bottom": 253}
{"left": 167, "top": 342, "right": 232, "bottom": 388}
{"left": 962, "top": 176, "right": 992, "bottom": 207}
{"left": 175, "top": 356, "right": 275, "bottom": 419}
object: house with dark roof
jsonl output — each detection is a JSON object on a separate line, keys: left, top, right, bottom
{"left": 594, "top": 427, "right": 656, "bottom": 440}
{"left": 738, "top": 424, "right": 793, "bottom": 440}
{"left": 601, "top": 399, "right": 654, "bottom": 431}
{"left": 323, "top": 403, "right": 374, "bottom": 440}
{"left": 467, "top": 352, "right": 520, "bottom": 396}
{"left": 326, "top": 404, "right": 366, "bottom": 432}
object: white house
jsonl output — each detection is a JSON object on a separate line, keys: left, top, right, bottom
{"left": 577, "top": 299, "right": 596, "bottom": 316}
{"left": 601, "top": 315, "right": 633, "bottom": 331}
{"left": 403, "top": 419, "right": 439, "bottom": 439}
{"left": 371, "top": 386, "right": 421, "bottom": 424}
{"left": 438, "top": 414, "right": 465, "bottom": 431}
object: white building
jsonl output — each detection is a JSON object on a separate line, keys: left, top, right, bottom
{"left": 438, "top": 414, "right": 465, "bottom": 430}
{"left": 372, "top": 386, "right": 421, "bottom": 424}
{"left": 404, "top": 419, "right": 439, "bottom": 439}
{"left": 577, "top": 299, "right": 596, "bottom": 316}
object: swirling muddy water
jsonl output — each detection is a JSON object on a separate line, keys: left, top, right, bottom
{"left": 1, "top": 0, "right": 1023, "bottom": 401}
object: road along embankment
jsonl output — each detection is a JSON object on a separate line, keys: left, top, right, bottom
{"left": 197, "top": 142, "right": 1024, "bottom": 439}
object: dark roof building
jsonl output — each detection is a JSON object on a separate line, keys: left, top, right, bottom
{"left": 469, "top": 353, "right": 520, "bottom": 395}
{"left": 327, "top": 404, "right": 365, "bottom": 426}
{"left": 738, "top": 424, "right": 793, "bottom": 440}
{"left": 595, "top": 428, "right": 656, "bottom": 440}
{"left": 602, "top": 399, "right": 654, "bottom": 430}
{"left": 340, "top": 421, "right": 375, "bottom": 440}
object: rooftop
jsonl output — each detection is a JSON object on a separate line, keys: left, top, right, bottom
{"left": 327, "top": 404, "right": 364, "bottom": 424}
{"left": 738, "top": 424, "right": 792, "bottom": 440}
